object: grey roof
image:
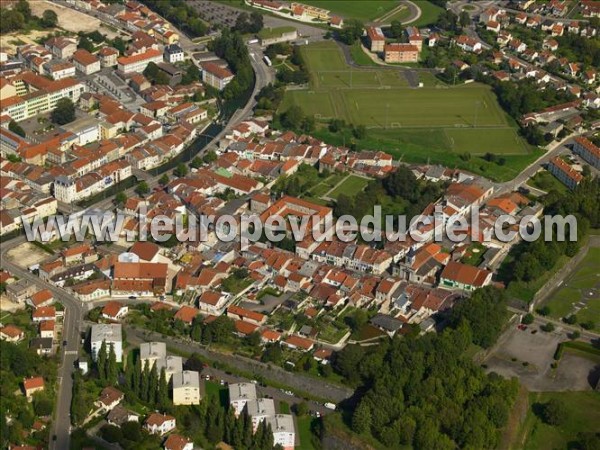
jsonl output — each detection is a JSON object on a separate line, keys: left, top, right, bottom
{"left": 246, "top": 398, "right": 275, "bottom": 417}
{"left": 91, "top": 324, "right": 122, "bottom": 343}
{"left": 172, "top": 370, "right": 200, "bottom": 390}
{"left": 228, "top": 382, "right": 257, "bottom": 402}
{"left": 30, "top": 337, "right": 53, "bottom": 350}
{"left": 140, "top": 342, "right": 167, "bottom": 361}
{"left": 370, "top": 314, "right": 403, "bottom": 332}
{"left": 155, "top": 355, "right": 183, "bottom": 374}
{"left": 265, "top": 414, "right": 295, "bottom": 434}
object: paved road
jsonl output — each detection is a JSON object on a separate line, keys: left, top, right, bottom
{"left": 1, "top": 237, "right": 84, "bottom": 450}
{"left": 370, "top": 0, "right": 422, "bottom": 25}
{"left": 125, "top": 326, "right": 354, "bottom": 403}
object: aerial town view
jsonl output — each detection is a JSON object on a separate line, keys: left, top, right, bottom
{"left": 0, "top": 0, "right": 599, "bottom": 449}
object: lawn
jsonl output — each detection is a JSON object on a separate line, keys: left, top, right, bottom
{"left": 297, "top": 416, "right": 318, "bottom": 450}
{"left": 281, "top": 41, "right": 537, "bottom": 181}
{"left": 528, "top": 169, "right": 568, "bottom": 194}
{"left": 517, "top": 391, "right": 600, "bottom": 450}
{"left": 328, "top": 175, "right": 370, "bottom": 199}
{"left": 349, "top": 42, "right": 379, "bottom": 67}
{"left": 411, "top": 1, "right": 445, "bottom": 27}
{"left": 299, "top": 0, "right": 400, "bottom": 21}
{"left": 279, "top": 401, "right": 290, "bottom": 414}
{"left": 543, "top": 247, "right": 600, "bottom": 324}
{"left": 205, "top": 381, "right": 229, "bottom": 407}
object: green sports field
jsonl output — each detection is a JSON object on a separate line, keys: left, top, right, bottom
{"left": 280, "top": 42, "right": 538, "bottom": 179}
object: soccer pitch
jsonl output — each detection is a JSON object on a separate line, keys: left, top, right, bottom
{"left": 281, "top": 42, "right": 531, "bottom": 158}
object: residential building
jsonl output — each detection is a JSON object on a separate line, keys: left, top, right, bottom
{"left": 101, "top": 301, "right": 129, "bottom": 320}
{"left": 548, "top": 156, "right": 583, "bottom": 190}
{"left": 90, "top": 323, "right": 123, "bottom": 362}
{"left": 72, "top": 49, "right": 101, "bottom": 75}
{"left": 164, "top": 434, "right": 193, "bottom": 450}
{"left": 229, "top": 382, "right": 257, "bottom": 416}
{"left": 45, "top": 36, "right": 78, "bottom": 59}
{"left": 6, "top": 279, "right": 36, "bottom": 303}
{"left": 172, "top": 370, "right": 201, "bottom": 405}
{"left": 140, "top": 341, "right": 167, "bottom": 369}
{"left": 117, "top": 48, "right": 163, "bottom": 73}
{"left": 247, "top": 398, "right": 276, "bottom": 431}
{"left": 366, "top": 26, "right": 385, "bottom": 52}
{"left": 145, "top": 413, "right": 176, "bottom": 435}
{"left": 453, "top": 35, "right": 482, "bottom": 53}
{"left": 201, "top": 62, "right": 234, "bottom": 90}
{"left": 96, "top": 386, "right": 124, "bottom": 411}
{"left": 23, "top": 376, "right": 45, "bottom": 399}
{"left": 384, "top": 44, "right": 419, "bottom": 63}
{"left": 439, "top": 261, "right": 492, "bottom": 291}
{"left": 573, "top": 136, "right": 600, "bottom": 169}
{"left": 0, "top": 324, "right": 25, "bottom": 342}
{"left": 98, "top": 47, "right": 120, "bottom": 68}
{"left": 265, "top": 414, "right": 295, "bottom": 450}
{"left": 44, "top": 61, "right": 76, "bottom": 80}
{"left": 164, "top": 44, "right": 184, "bottom": 63}
{"left": 155, "top": 355, "right": 183, "bottom": 381}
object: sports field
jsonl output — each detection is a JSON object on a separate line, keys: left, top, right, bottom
{"left": 299, "top": 0, "right": 400, "bottom": 21}
{"left": 280, "top": 42, "right": 535, "bottom": 176}
{"left": 543, "top": 247, "right": 600, "bottom": 325}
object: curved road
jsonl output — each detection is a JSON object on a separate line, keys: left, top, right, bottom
{"left": 371, "top": 0, "right": 421, "bottom": 25}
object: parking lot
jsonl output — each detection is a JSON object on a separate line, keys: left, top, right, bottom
{"left": 484, "top": 323, "right": 598, "bottom": 391}
{"left": 189, "top": 0, "right": 241, "bottom": 28}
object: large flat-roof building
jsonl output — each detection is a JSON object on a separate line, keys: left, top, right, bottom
{"left": 139, "top": 341, "right": 167, "bottom": 369}
{"left": 172, "top": 370, "right": 201, "bottom": 405}
{"left": 384, "top": 44, "right": 419, "bottom": 63}
{"left": 228, "top": 382, "right": 257, "bottom": 417}
{"left": 265, "top": 414, "right": 295, "bottom": 450}
{"left": 117, "top": 49, "right": 163, "bottom": 74}
{"left": 91, "top": 324, "right": 123, "bottom": 362}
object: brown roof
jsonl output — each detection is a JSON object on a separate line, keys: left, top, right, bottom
{"left": 174, "top": 306, "right": 200, "bottom": 324}
{"left": 0, "top": 324, "right": 24, "bottom": 338}
{"left": 23, "top": 376, "right": 44, "bottom": 391}
{"left": 145, "top": 412, "right": 175, "bottom": 426}
{"left": 102, "top": 301, "right": 126, "bottom": 318}
{"left": 118, "top": 48, "right": 162, "bottom": 66}
{"left": 72, "top": 49, "right": 99, "bottom": 66}
{"left": 441, "top": 261, "right": 491, "bottom": 287}
{"left": 39, "top": 320, "right": 55, "bottom": 332}
{"left": 33, "top": 306, "right": 56, "bottom": 319}
{"left": 113, "top": 261, "right": 168, "bottom": 279}
{"left": 98, "top": 386, "right": 124, "bottom": 407}
{"left": 164, "top": 434, "right": 192, "bottom": 450}
{"left": 227, "top": 305, "right": 265, "bottom": 323}
{"left": 284, "top": 335, "right": 314, "bottom": 350}
{"left": 234, "top": 319, "right": 258, "bottom": 335}
{"left": 30, "top": 289, "right": 53, "bottom": 306}
{"left": 202, "top": 62, "right": 234, "bottom": 80}
{"left": 129, "top": 241, "right": 160, "bottom": 261}
{"left": 198, "top": 290, "right": 222, "bottom": 306}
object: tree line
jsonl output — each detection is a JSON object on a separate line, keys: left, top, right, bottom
{"left": 1, "top": 0, "right": 58, "bottom": 33}
{"left": 210, "top": 29, "right": 255, "bottom": 101}
{"left": 142, "top": 0, "right": 207, "bottom": 37}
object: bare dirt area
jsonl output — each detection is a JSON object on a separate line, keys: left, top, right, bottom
{"left": 484, "top": 325, "right": 598, "bottom": 391}
{"left": 5, "top": 242, "right": 51, "bottom": 268}
{"left": 0, "top": 29, "right": 52, "bottom": 55}
{"left": 29, "top": 0, "right": 118, "bottom": 37}
{"left": 0, "top": 295, "right": 25, "bottom": 313}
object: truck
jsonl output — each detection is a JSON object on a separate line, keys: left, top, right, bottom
{"left": 324, "top": 402, "right": 336, "bottom": 410}
{"left": 247, "top": 38, "right": 259, "bottom": 45}
{"left": 263, "top": 55, "right": 272, "bottom": 67}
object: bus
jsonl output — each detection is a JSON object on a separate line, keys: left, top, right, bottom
{"left": 263, "top": 55, "right": 272, "bottom": 67}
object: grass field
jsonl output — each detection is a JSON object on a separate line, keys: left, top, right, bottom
{"left": 328, "top": 174, "right": 370, "bottom": 199}
{"left": 411, "top": 0, "right": 445, "bottom": 26}
{"left": 543, "top": 247, "right": 600, "bottom": 324}
{"left": 528, "top": 169, "right": 568, "bottom": 194}
{"left": 299, "top": 0, "right": 400, "bottom": 21}
{"left": 280, "top": 41, "right": 537, "bottom": 181}
{"left": 516, "top": 391, "right": 600, "bottom": 450}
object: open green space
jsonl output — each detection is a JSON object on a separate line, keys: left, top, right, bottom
{"left": 543, "top": 247, "right": 600, "bottom": 324}
{"left": 528, "top": 169, "right": 568, "bottom": 194}
{"left": 299, "top": 0, "right": 400, "bottom": 21}
{"left": 517, "top": 391, "right": 600, "bottom": 450}
{"left": 280, "top": 41, "right": 535, "bottom": 180}
{"left": 380, "top": 5, "right": 412, "bottom": 23}
{"left": 410, "top": 0, "right": 445, "bottom": 26}
{"left": 328, "top": 174, "right": 369, "bottom": 199}
{"left": 297, "top": 416, "right": 318, "bottom": 450}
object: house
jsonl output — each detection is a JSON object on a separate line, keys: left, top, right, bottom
{"left": 164, "top": 434, "right": 193, "bottom": 450}
{"left": 112, "top": 261, "right": 168, "bottom": 296}
{"left": 107, "top": 405, "right": 140, "bottom": 426}
{"left": 164, "top": 44, "right": 184, "bottom": 63}
{"left": 384, "top": 44, "right": 419, "bottom": 63}
{"left": 90, "top": 323, "right": 123, "bottom": 362}
{"left": 98, "top": 47, "right": 119, "bottom": 68}
{"left": 45, "top": 36, "right": 78, "bottom": 59}
{"left": 509, "top": 39, "right": 527, "bottom": 53}
{"left": 23, "top": 376, "right": 44, "bottom": 399}
{"left": 227, "top": 305, "right": 266, "bottom": 325}
{"left": 283, "top": 335, "right": 314, "bottom": 352}
{"left": 156, "top": 355, "right": 183, "bottom": 382}
{"left": 129, "top": 241, "right": 162, "bottom": 262}
{"left": 96, "top": 386, "right": 124, "bottom": 411}
{"left": 0, "top": 324, "right": 25, "bottom": 342}
{"left": 39, "top": 320, "right": 55, "bottom": 339}
{"left": 28, "top": 289, "right": 54, "bottom": 308}
{"left": 229, "top": 382, "right": 257, "bottom": 416}
{"left": 329, "top": 16, "right": 343, "bottom": 29}
{"left": 453, "top": 35, "right": 482, "bottom": 53}
{"left": 201, "top": 63, "right": 234, "bottom": 91}
{"left": 198, "top": 291, "right": 229, "bottom": 316}
{"left": 72, "top": 49, "right": 101, "bottom": 75}
{"left": 548, "top": 156, "right": 583, "bottom": 190}
{"left": 439, "top": 261, "right": 492, "bottom": 291}
{"left": 172, "top": 370, "right": 201, "bottom": 405}
{"left": 6, "top": 279, "right": 36, "bottom": 303}
{"left": 486, "top": 20, "right": 501, "bottom": 33}
{"left": 101, "top": 301, "right": 129, "bottom": 320}
{"left": 32, "top": 306, "right": 56, "bottom": 322}
{"left": 366, "top": 26, "right": 385, "bottom": 52}
{"left": 30, "top": 337, "right": 53, "bottom": 355}
{"left": 543, "top": 38, "right": 559, "bottom": 51}
{"left": 145, "top": 413, "right": 176, "bottom": 435}
{"left": 265, "top": 414, "right": 295, "bottom": 450}
{"left": 140, "top": 341, "right": 167, "bottom": 368}
{"left": 174, "top": 305, "right": 201, "bottom": 324}
{"left": 573, "top": 136, "right": 600, "bottom": 169}
{"left": 118, "top": 48, "right": 163, "bottom": 73}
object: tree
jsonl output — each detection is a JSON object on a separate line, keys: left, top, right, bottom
{"left": 41, "top": 9, "right": 58, "bottom": 28}
{"left": 191, "top": 157, "right": 203, "bottom": 168}
{"left": 522, "top": 313, "right": 534, "bottom": 325}
{"left": 157, "top": 367, "right": 169, "bottom": 406}
{"left": 174, "top": 163, "right": 188, "bottom": 177}
{"left": 540, "top": 398, "right": 567, "bottom": 426}
{"left": 8, "top": 120, "right": 25, "bottom": 137}
{"left": 111, "top": 36, "right": 126, "bottom": 54}
{"left": 33, "top": 395, "right": 53, "bottom": 416}
{"left": 563, "top": 314, "right": 577, "bottom": 325}
{"left": 135, "top": 181, "right": 150, "bottom": 196}
{"left": 107, "top": 344, "right": 118, "bottom": 384}
{"left": 280, "top": 105, "right": 304, "bottom": 129}
{"left": 50, "top": 98, "right": 75, "bottom": 125}
{"left": 339, "top": 19, "right": 364, "bottom": 45}
{"left": 353, "top": 124, "right": 367, "bottom": 139}
{"left": 541, "top": 322, "right": 555, "bottom": 332}
{"left": 294, "top": 402, "right": 309, "bottom": 416}
{"left": 390, "top": 20, "right": 404, "bottom": 39}
{"left": 159, "top": 174, "right": 169, "bottom": 185}
{"left": 15, "top": 0, "right": 31, "bottom": 21}
{"left": 114, "top": 192, "right": 127, "bottom": 206}
{"left": 203, "top": 150, "right": 217, "bottom": 164}
{"left": 537, "top": 306, "right": 551, "bottom": 316}
{"left": 0, "top": 9, "right": 25, "bottom": 33}
{"left": 352, "top": 401, "right": 372, "bottom": 434}
{"left": 97, "top": 340, "right": 107, "bottom": 381}
{"left": 459, "top": 11, "right": 471, "bottom": 28}
{"left": 143, "top": 62, "right": 160, "bottom": 80}
{"left": 100, "top": 424, "right": 123, "bottom": 443}
{"left": 78, "top": 36, "right": 95, "bottom": 53}
{"left": 569, "top": 330, "right": 581, "bottom": 340}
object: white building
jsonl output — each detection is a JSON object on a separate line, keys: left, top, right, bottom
{"left": 265, "top": 414, "right": 295, "bottom": 450}
{"left": 90, "top": 324, "right": 123, "bottom": 362}
{"left": 247, "top": 398, "right": 276, "bottom": 431}
{"left": 172, "top": 370, "right": 201, "bottom": 405}
{"left": 140, "top": 341, "right": 167, "bottom": 369}
{"left": 72, "top": 49, "right": 101, "bottom": 75}
{"left": 155, "top": 355, "right": 183, "bottom": 382}
{"left": 201, "top": 62, "right": 234, "bottom": 90}
{"left": 117, "top": 48, "right": 163, "bottom": 74}
{"left": 228, "top": 382, "right": 257, "bottom": 417}
{"left": 164, "top": 44, "right": 184, "bottom": 63}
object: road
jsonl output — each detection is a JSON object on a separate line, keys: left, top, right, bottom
{"left": 1, "top": 236, "right": 84, "bottom": 450}
{"left": 370, "top": 0, "right": 422, "bottom": 25}
{"left": 125, "top": 326, "right": 354, "bottom": 403}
